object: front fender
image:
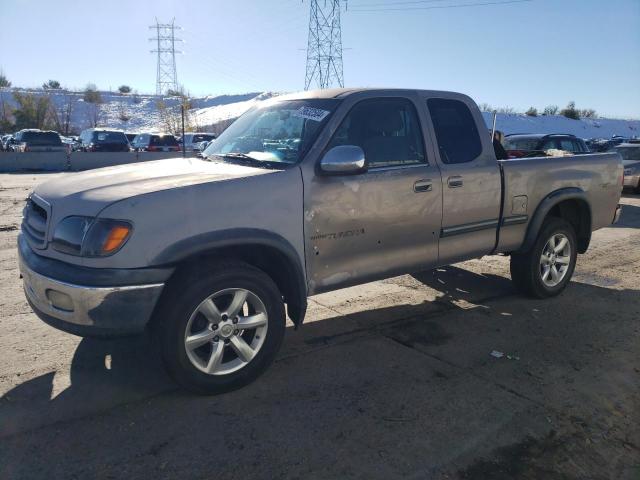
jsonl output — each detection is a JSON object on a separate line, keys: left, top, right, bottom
{"left": 152, "top": 228, "right": 308, "bottom": 325}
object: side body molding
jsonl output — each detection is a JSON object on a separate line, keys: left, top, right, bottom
{"left": 517, "top": 187, "right": 592, "bottom": 254}
{"left": 152, "top": 228, "right": 308, "bottom": 325}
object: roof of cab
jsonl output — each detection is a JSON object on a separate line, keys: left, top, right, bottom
{"left": 277, "top": 87, "right": 467, "bottom": 100}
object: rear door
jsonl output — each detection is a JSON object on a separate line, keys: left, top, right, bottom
{"left": 304, "top": 95, "right": 443, "bottom": 293}
{"left": 424, "top": 96, "right": 502, "bottom": 264}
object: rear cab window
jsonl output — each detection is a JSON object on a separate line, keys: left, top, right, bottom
{"left": 427, "top": 98, "right": 482, "bottom": 164}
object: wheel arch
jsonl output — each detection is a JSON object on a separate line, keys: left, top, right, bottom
{"left": 518, "top": 188, "right": 592, "bottom": 254}
{"left": 152, "top": 229, "right": 308, "bottom": 326}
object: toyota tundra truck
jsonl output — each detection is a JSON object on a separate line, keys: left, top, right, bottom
{"left": 18, "top": 88, "right": 623, "bottom": 394}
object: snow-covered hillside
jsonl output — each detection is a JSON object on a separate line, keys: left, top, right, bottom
{"left": 0, "top": 88, "right": 267, "bottom": 133}
{"left": 1, "top": 87, "right": 638, "bottom": 139}
{"left": 481, "top": 112, "right": 639, "bottom": 139}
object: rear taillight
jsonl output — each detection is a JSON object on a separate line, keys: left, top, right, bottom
{"left": 147, "top": 146, "right": 159, "bottom": 152}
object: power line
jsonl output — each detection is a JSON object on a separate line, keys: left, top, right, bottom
{"left": 304, "top": 0, "right": 347, "bottom": 90}
{"left": 349, "top": 0, "right": 532, "bottom": 12}
{"left": 350, "top": 0, "right": 459, "bottom": 7}
{"left": 149, "top": 18, "right": 182, "bottom": 95}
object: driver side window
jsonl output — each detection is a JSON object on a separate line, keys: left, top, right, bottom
{"left": 327, "top": 98, "right": 426, "bottom": 169}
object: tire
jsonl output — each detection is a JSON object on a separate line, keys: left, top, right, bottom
{"left": 153, "top": 261, "right": 286, "bottom": 394}
{"left": 510, "top": 217, "right": 578, "bottom": 298}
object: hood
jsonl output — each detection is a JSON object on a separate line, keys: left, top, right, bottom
{"left": 33, "top": 157, "right": 281, "bottom": 224}
{"left": 35, "top": 157, "right": 278, "bottom": 205}
{"left": 622, "top": 159, "right": 640, "bottom": 168}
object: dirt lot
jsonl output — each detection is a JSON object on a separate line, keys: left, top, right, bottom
{"left": 0, "top": 173, "right": 639, "bottom": 480}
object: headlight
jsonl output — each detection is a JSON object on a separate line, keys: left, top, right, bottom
{"left": 51, "top": 216, "right": 132, "bottom": 257}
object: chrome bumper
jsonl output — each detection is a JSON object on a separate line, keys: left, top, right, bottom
{"left": 19, "top": 255, "right": 164, "bottom": 336}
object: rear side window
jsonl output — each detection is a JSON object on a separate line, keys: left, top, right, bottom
{"left": 327, "top": 98, "right": 426, "bottom": 169}
{"left": 427, "top": 98, "right": 482, "bottom": 164}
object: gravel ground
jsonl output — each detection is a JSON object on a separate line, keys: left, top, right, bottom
{"left": 0, "top": 173, "right": 639, "bottom": 480}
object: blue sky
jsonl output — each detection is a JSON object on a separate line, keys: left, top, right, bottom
{"left": 1, "top": 0, "right": 639, "bottom": 118}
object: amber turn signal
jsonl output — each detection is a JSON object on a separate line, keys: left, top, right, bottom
{"left": 101, "top": 225, "right": 131, "bottom": 253}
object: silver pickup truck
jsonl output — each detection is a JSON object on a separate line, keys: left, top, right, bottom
{"left": 18, "top": 88, "right": 623, "bottom": 394}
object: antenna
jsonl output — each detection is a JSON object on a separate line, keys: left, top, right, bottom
{"left": 149, "top": 18, "right": 182, "bottom": 95}
{"left": 304, "top": 1, "right": 346, "bottom": 90}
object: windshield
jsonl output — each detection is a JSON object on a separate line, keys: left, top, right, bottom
{"left": 503, "top": 137, "right": 542, "bottom": 151}
{"left": 615, "top": 146, "right": 640, "bottom": 160}
{"left": 203, "top": 99, "right": 339, "bottom": 165}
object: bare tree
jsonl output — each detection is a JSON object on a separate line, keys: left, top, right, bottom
{"left": 48, "top": 91, "right": 76, "bottom": 135}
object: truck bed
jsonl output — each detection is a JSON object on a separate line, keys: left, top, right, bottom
{"left": 496, "top": 152, "right": 622, "bottom": 253}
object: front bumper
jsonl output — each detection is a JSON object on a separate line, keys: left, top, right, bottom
{"left": 18, "top": 235, "right": 168, "bottom": 337}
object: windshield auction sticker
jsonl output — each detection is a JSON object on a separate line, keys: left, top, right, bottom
{"left": 293, "top": 106, "right": 330, "bottom": 122}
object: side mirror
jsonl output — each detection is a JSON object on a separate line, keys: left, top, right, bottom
{"left": 319, "top": 145, "right": 367, "bottom": 175}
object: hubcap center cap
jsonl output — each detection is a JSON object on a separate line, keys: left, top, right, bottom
{"left": 220, "top": 324, "right": 234, "bottom": 337}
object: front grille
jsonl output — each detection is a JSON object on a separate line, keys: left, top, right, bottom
{"left": 22, "top": 195, "right": 50, "bottom": 249}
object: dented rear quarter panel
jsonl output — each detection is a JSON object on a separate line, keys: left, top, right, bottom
{"left": 497, "top": 153, "right": 623, "bottom": 252}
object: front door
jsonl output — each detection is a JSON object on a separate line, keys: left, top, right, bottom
{"left": 304, "top": 96, "right": 443, "bottom": 294}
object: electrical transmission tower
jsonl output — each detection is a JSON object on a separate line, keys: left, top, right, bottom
{"left": 304, "top": 0, "right": 346, "bottom": 90}
{"left": 149, "top": 18, "right": 182, "bottom": 95}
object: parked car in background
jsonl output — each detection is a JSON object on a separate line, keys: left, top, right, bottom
{"left": 1, "top": 134, "right": 13, "bottom": 151}
{"left": 503, "top": 134, "right": 590, "bottom": 158}
{"left": 181, "top": 132, "right": 216, "bottom": 151}
{"left": 131, "top": 133, "right": 181, "bottom": 152}
{"left": 616, "top": 143, "right": 640, "bottom": 193}
{"left": 78, "top": 128, "right": 130, "bottom": 152}
{"left": 125, "top": 133, "right": 138, "bottom": 144}
{"left": 12, "top": 130, "right": 67, "bottom": 153}
{"left": 194, "top": 140, "right": 212, "bottom": 157}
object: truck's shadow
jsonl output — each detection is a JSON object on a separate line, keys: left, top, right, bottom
{"left": 1, "top": 267, "right": 638, "bottom": 478}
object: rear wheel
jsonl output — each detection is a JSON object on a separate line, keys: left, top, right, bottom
{"left": 510, "top": 217, "right": 577, "bottom": 298}
{"left": 154, "top": 261, "right": 285, "bottom": 394}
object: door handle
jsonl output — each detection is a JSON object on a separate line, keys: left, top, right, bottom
{"left": 414, "top": 179, "right": 433, "bottom": 193}
{"left": 447, "top": 176, "right": 463, "bottom": 188}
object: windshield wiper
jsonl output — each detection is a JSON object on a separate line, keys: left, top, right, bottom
{"left": 207, "top": 152, "right": 283, "bottom": 169}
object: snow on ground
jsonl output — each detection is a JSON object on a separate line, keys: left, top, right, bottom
{"left": 1, "top": 87, "right": 638, "bottom": 139}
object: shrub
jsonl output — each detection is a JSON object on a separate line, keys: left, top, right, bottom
{"left": 84, "top": 83, "right": 102, "bottom": 104}
{"left": 560, "top": 101, "right": 580, "bottom": 120}
{"left": 118, "top": 85, "right": 131, "bottom": 94}
{"left": 0, "top": 71, "right": 10, "bottom": 88}
{"left": 580, "top": 109, "right": 597, "bottom": 119}
{"left": 543, "top": 105, "right": 559, "bottom": 116}
{"left": 42, "top": 80, "right": 61, "bottom": 90}
{"left": 525, "top": 107, "right": 538, "bottom": 117}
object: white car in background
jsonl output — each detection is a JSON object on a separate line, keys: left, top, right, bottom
{"left": 616, "top": 143, "right": 640, "bottom": 193}
{"left": 182, "top": 132, "right": 216, "bottom": 151}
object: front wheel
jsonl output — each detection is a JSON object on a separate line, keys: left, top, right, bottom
{"left": 154, "top": 261, "right": 286, "bottom": 394}
{"left": 510, "top": 217, "right": 578, "bottom": 298}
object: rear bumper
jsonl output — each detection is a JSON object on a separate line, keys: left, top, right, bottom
{"left": 18, "top": 235, "right": 170, "bottom": 337}
{"left": 623, "top": 173, "right": 639, "bottom": 189}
